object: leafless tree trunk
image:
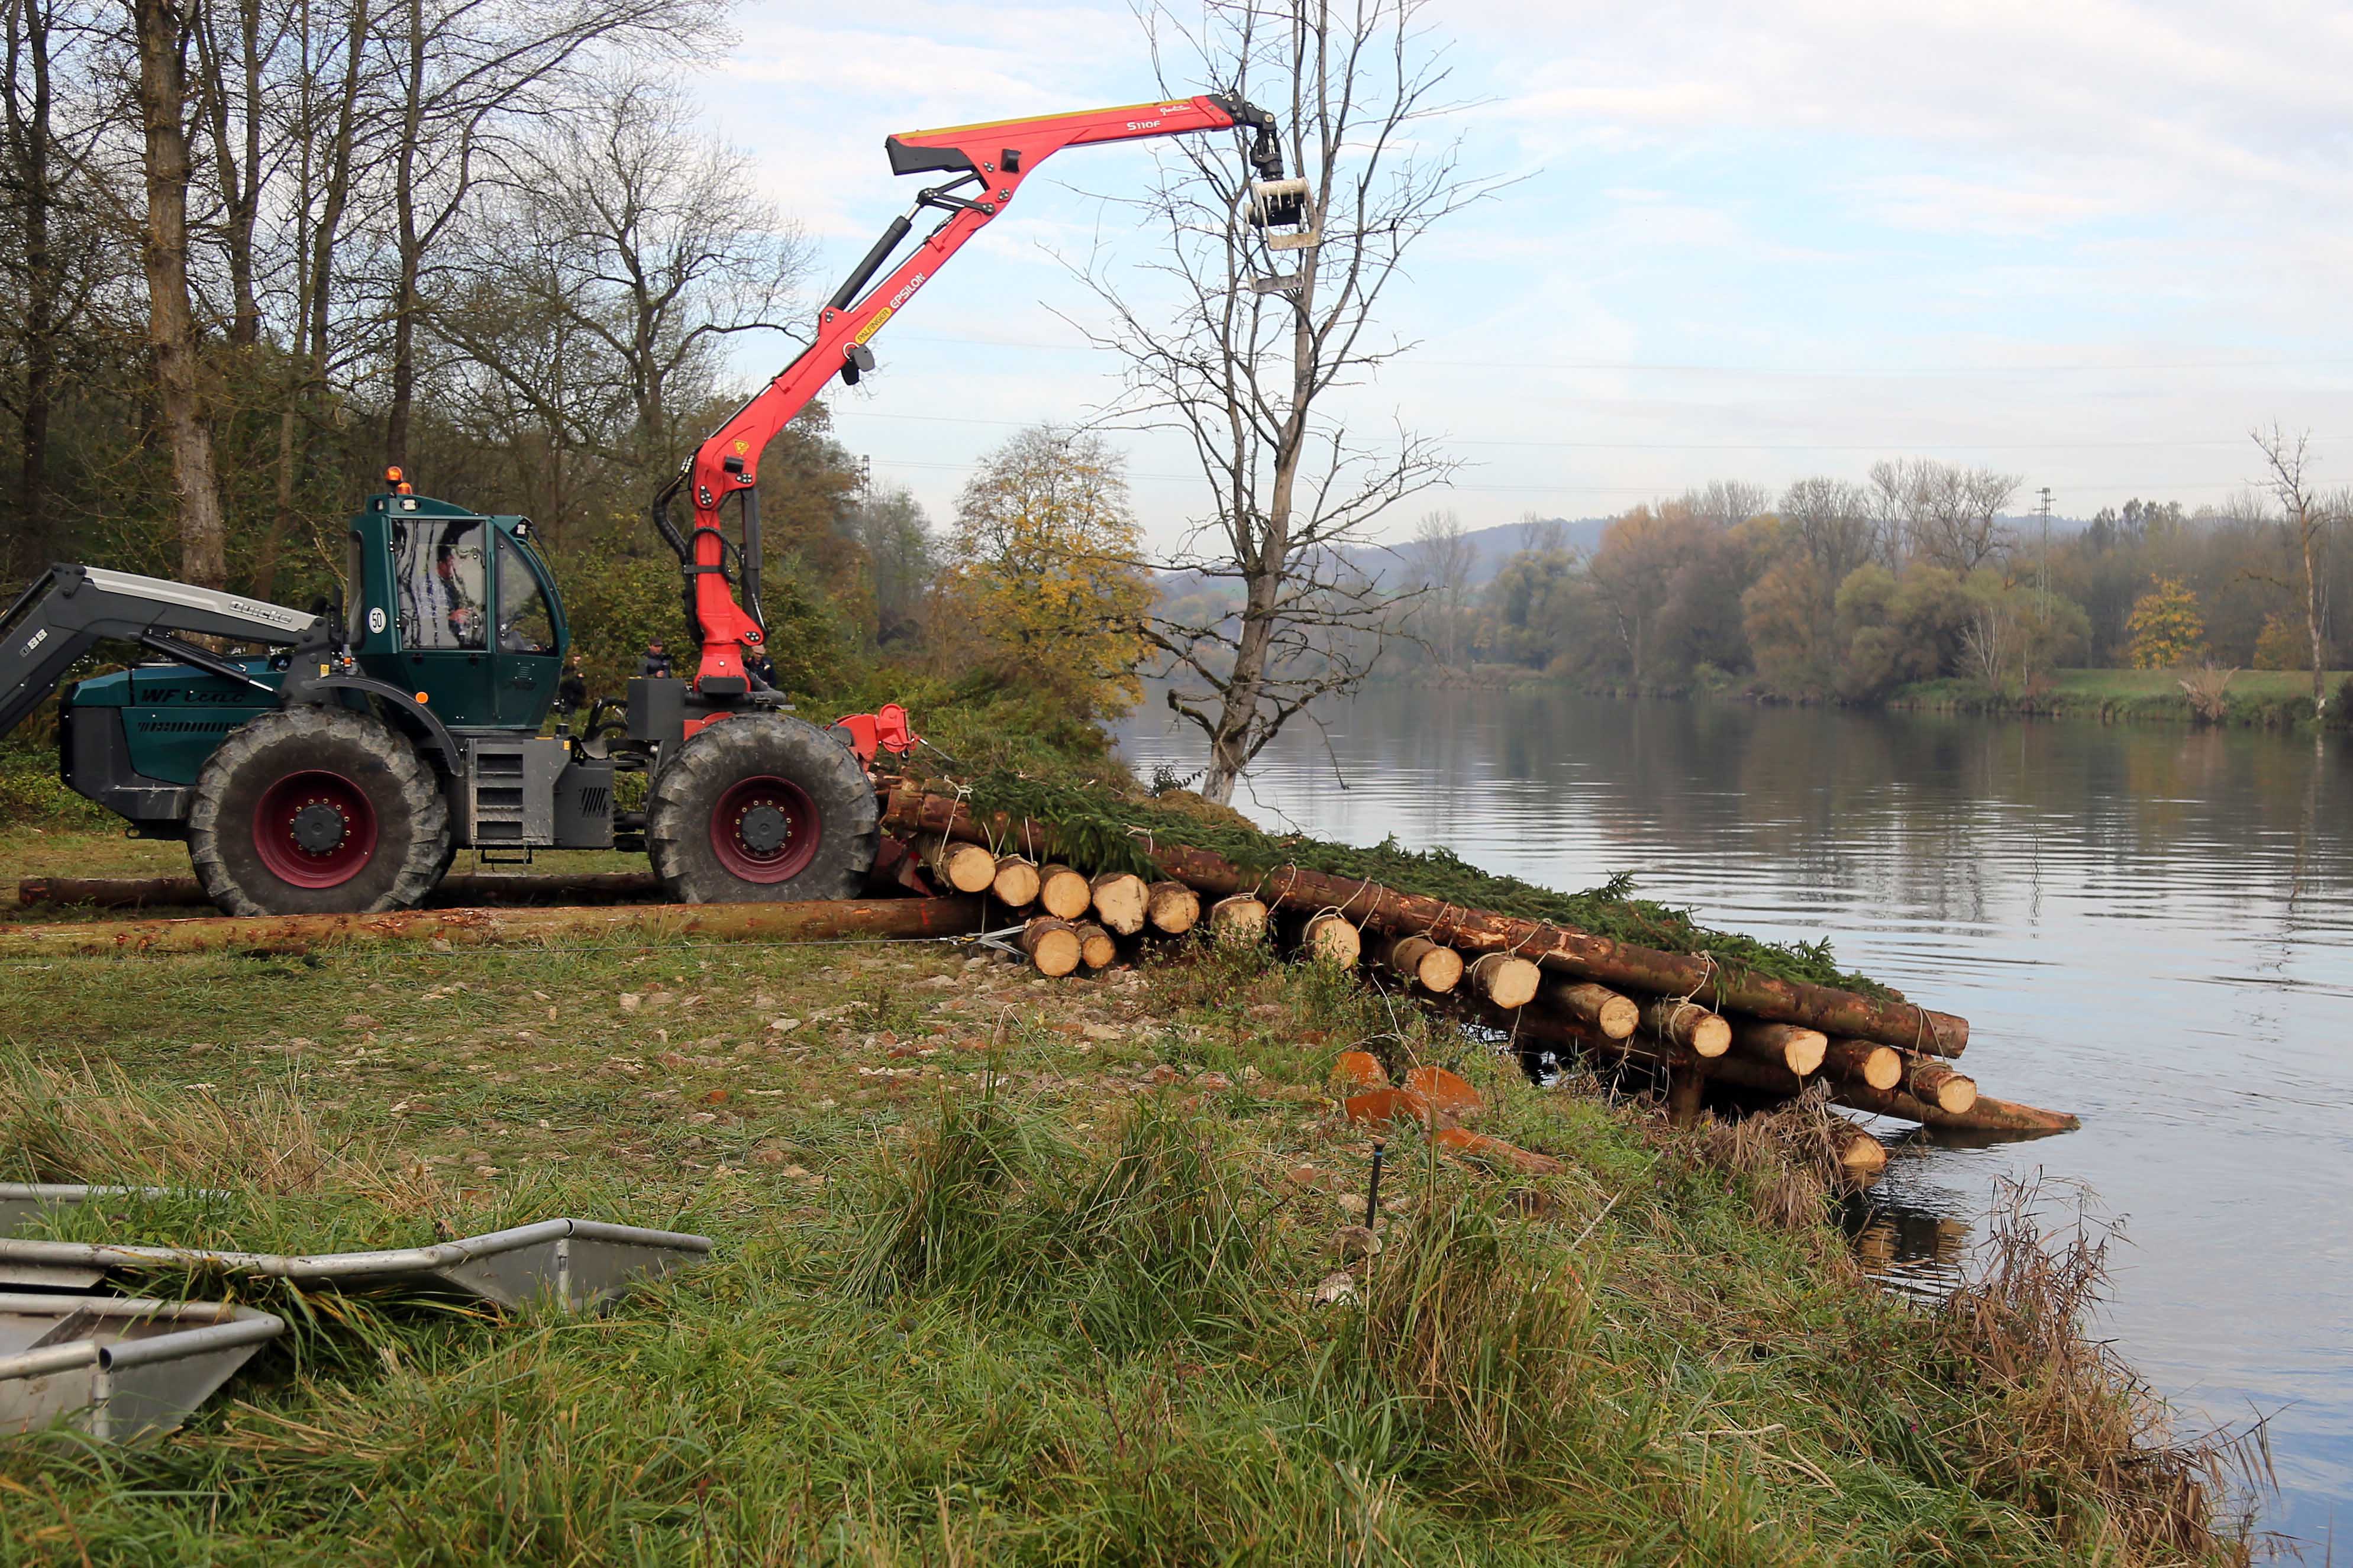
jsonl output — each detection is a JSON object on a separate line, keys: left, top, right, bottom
{"left": 1077, "top": 0, "right": 1496, "bottom": 804}
{"left": 2, "top": 0, "right": 59, "bottom": 546}
{"left": 1410, "top": 506, "right": 1473, "bottom": 668}
{"left": 2253, "top": 423, "right": 2337, "bottom": 713}
{"left": 131, "top": 0, "right": 227, "bottom": 587}
{"left": 377, "top": 0, "right": 691, "bottom": 471}
{"left": 1870, "top": 457, "right": 2019, "bottom": 574}
{"left": 191, "top": 0, "right": 276, "bottom": 348}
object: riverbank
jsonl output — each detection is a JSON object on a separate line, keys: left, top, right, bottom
{"left": 1, "top": 826, "right": 2252, "bottom": 1561}
{"left": 1370, "top": 664, "right": 2353, "bottom": 728}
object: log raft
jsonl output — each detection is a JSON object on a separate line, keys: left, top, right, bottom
{"left": 881, "top": 789, "right": 1971, "bottom": 1057}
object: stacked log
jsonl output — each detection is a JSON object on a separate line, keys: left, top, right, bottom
{"left": 1300, "top": 912, "right": 1361, "bottom": 967}
{"left": 920, "top": 836, "right": 999, "bottom": 895}
{"left": 1374, "top": 933, "right": 1464, "bottom": 994}
{"left": 1468, "top": 953, "right": 1541, "bottom": 1009}
{"left": 991, "top": 855, "right": 1041, "bottom": 909}
{"left": 1550, "top": 981, "right": 1638, "bottom": 1039}
{"left": 1089, "top": 873, "right": 1149, "bottom": 936}
{"left": 1145, "top": 881, "right": 1200, "bottom": 935}
{"left": 1071, "top": 920, "right": 1118, "bottom": 971}
{"left": 1208, "top": 895, "right": 1268, "bottom": 945}
{"left": 1020, "top": 917, "right": 1083, "bottom": 978}
{"left": 879, "top": 790, "right": 2074, "bottom": 1134}
{"left": 1037, "top": 864, "right": 1092, "bottom": 921}
{"left": 1731, "top": 1020, "right": 1828, "bottom": 1076}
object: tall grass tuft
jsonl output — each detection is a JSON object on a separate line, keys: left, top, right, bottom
{"left": 1322, "top": 1184, "right": 1596, "bottom": 1501}
{"left": 847, "top": 1069, "right": 1054, "bottom": 1299}
{"left": 1934, "top": 1177, "right": 2265, "bottom": 1562}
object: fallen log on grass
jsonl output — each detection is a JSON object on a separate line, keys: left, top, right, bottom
{"left": 1299, "top": 911, "right": 1361, "bottom": 967}
{"left": 882, "top": 788, "right": 1968, "bottom": 1055}
{"left": 18, "top": 870, "right": 664, "bottom": 909}
{"left": 919, "top": 836, "right": 999, "bottom": 895}
{"left": 1549, "top": 980, "right": 1638, "bottom": 1039}
{"left": 1644, "top": 998, "right": 1731, "bottom": 1058}
{"left": 0, "top": 895, "right": 986, "bottom": 959}
{"left": 1468, "top": 953, "right": 1541, "bottom": 1009}
{"left": 1071, "top": 919, "right": 1118, "bottom": 971}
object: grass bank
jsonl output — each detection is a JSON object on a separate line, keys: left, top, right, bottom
{"left": 1889, "top": 668, "right": 2353, "bottom": 728}
{"left": 0, "top": 829, "right": 2252, "bottom": 1563}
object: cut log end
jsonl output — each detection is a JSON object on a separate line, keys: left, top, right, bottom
{"left": 1554, "top": 981, "right": 1638, "bottom": 1040}
{"left": 1302, "top": 912, "right": 1361, "bottom": 968}
{"left": 1208, "top": 895, "right": 1268, "bottom": 945}
{"left": 1089, "top": 872, "right": 1148, "bottom": 936}
{"left": 1037, "top": 864, "right": 1092, "bottom": 922}
{"left": 1144, "top": 880, "right": 1201, "bottom": 935}
{"left": 1831, "top": 1119, "right": 1889, "bottom": 1179}
{"left": 1470, "top": 953, "right": 1541, "bottom": 1010}
{"left": 1901, "top": 1054, "right": 1980, "bottom": 1116}
{"left": 991, "top": 855, "right": 1041, "bottom": 909}
{"left": 1019, "top": 917, "right": 1083, "bottom": 978}
{"left": 1824, "top": 1038, "right": 1902, "bottom": 1092}
{"left": 1071, "top": 920, "right": 1118, "bottom": 971}
{"left": 1382, "top": 934, "right": 1464, "bottom": 994}
{"left": 1645, "top": 998, "right": 1731, "bottom": 1058}
{"left": 1732, "top": 1020, "right": 1828, "bottom": 1076}
{"left": 921, "top": 836, "right": 999, "bottom": 895}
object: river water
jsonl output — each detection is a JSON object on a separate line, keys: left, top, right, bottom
{"left": 1115, "top": 687, "right": 2353, "bottom": 1541}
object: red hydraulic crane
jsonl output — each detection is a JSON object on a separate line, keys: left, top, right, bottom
{"left": 650, "top": 92, "right": 1308, "bottom": 695}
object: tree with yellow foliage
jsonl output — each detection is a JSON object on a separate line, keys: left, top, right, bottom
{"left": 2126, "top": 576, "right": 2204, "bottom": 668}
{"left": 931, "top": 426, "right": 1152, "bottom": 722}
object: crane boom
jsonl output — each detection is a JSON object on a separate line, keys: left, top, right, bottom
{"left": 656, "top": 91, "right": 1293, "bottom": 693}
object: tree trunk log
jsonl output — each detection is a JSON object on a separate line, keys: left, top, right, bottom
{"left": 1036, "top": 864, "right": 1092, "bottom": 921}
{"left": 1071, "top": 919, "right": 1117, "bottom": 971}
{"left": 1089, "top": 872, "right": 1148, "bottom": 936}
{"left": 1898, "top": 1054, "right": 1978, "bottom": 1115}
{"left": 1829, "top": 1117, "right": 1889, "bottom": 1179}
{"left": 1144, "top": 880, "right": 1200, "bottom": 935}
{"left": 882, "top": 789, "right": 1968, "bottom": 1055}
{"left": 1468, "top": 952, "right": 1541, "bottom": 1009}
{"left": 990, "top": 855, "right": 1040, "bottom": 910}
{"left": 0, "top": 896, "right": 985, "bottom": 959}
{"left": 1300, "top": 912, "right": 1361, "bottom": 967}
{"left": 1375, "top": 933, "right": 1464, "bottom": 994}
{"left": 20, "top": 871, "right": 668, "bottom": 909}
{"left": 1019, "top": 916, "right": 1083, "bottom": 978}
{"left": 1730, "top": 1020, "right": 1827, "bottom": 1076}
{"left": 1823, "top": 1038, "right": 1901, "bottom": 1091}
{"left": 919, "top": 836, "right": 998, "bottom": 894}
{"left": 1208, "top": 895, "right": 1267, "bottom": 944}
{"left": 1667, "top": 1064, "right": 1706, "bottom": 1127}
{"left": 1643, "top": 998, "right": 1730, "bottom": 1058}
{"left": 1548, "top": 980, "right": 1638, "bottom": 1039}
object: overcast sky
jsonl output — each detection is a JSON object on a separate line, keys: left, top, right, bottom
{"left": 699, "top": 0, "right": 2353, "bottom": 551}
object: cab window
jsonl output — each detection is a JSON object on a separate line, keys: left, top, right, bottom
{"left": 393, "top": 520, "right": 488, "bottom": 650}
{"left": 496, "top": 532, "right": 557, "bottom": 654}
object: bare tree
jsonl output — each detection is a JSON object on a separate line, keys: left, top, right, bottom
{"left": 375, "top": 0, "right": 690, "bottom": 468}
{"left": 435, "top": 74, "right": 804, "bottom": 477}
{"left": 1409, "top": 506, "right": 1473, "bottom": 667}
{"left": 1867, "top": 456, "right": 2019, "bottom": 574}
{"left": 1074, "top": 0, "right": 1498, "bottom": 803}
{"left": 1777, "top": 475, "right": 1878, "bottom": 590}
{"left": 2252, "top": 423, "right": 2339, "bottom": 713}
{"left": 130, "top": 0, "right": 227, "bottom": 586}
{"left": 1683, "top": 479, "right": 1768, "bottom": 531}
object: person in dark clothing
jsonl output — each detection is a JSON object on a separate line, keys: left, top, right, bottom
{"left": 640, "top": 641, "right": 672, "bottom": 678}
{"left": 556, "top": 655, "right": 588, "bottom": 714}
{"left": 747, "top": 649, "right": 777, "bottom": 691}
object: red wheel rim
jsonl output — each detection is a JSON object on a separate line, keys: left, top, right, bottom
{"left": 253, "top": 770, "right": 379, "bottom": 888}
{"left": 710, "top": 774, "right": 821, "bottom": 884}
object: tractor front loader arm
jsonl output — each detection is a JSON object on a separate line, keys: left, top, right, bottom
{"left": 660, "top": 92, "right": 1294, "bottom": 695}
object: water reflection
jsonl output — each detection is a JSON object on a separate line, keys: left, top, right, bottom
{"left": 1118, "top": 686, "right": 2353, "bottom": 1538}
{"left": 1842, "top": 1195, "right": 1973, "bottom": 1305}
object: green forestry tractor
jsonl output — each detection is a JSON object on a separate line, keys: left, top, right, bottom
{"left": 0, "top": 91, "right": 1312, "bottom": 916}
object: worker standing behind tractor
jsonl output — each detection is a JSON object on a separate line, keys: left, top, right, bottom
{"left": 0, "top": 91, "right": 1316, "bottom": 917}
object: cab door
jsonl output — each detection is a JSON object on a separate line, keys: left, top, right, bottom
{"left": 490, "top": 528, "right": 562, "bottom": 730}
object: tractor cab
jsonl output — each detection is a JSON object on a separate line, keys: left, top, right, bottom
{"left": 346, "top": 489, "right": 568, "bottom": 733}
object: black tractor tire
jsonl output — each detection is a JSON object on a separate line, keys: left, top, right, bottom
{"left": 188, "top": 706, "right": 451, "bottom": 918}
{"left": 646, "top": 714, "right": 877, "bottom": 903}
